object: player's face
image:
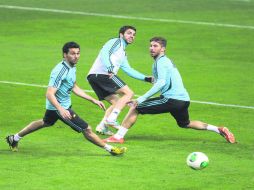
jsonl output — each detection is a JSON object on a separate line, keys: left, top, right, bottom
{"left": 121, "top": 29, "right": 136, "bottom": 44}
{"left": 64, "top": 48, "right": 80, "bottom": 66}
{"left": 149, "top": 41, "right": 165, "bottom": 58}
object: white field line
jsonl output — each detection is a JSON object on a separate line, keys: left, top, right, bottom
{"left": 233, "top": 0, "right": 251, "bottom": 2}
{"left": 0, "top": 80, "right": 253, "bottom": 110}
{"left": 0, "top": 5, "right": 254, "bottom": 30}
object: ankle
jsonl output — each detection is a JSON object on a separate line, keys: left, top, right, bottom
{"left": 14, "top": 134, "right": 22, "bottom": 141}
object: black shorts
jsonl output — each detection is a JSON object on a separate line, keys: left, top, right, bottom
{"left": 43, "top": 108, "right": 88, "bottom": 133}
{"left": 136, "top": 96, "right": 190, "bottom": 127}
{"left": 87, "top": 74, "right": 126, "bottom": 100}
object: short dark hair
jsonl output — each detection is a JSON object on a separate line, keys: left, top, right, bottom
{"left": 150, "top": 37, "right": 167, "bottom": 47}
{"left": 119, "top": 25, "right": 136, "bottom": 36}
{"left": 62, "top": 41, "right": 80, "bottom": 54}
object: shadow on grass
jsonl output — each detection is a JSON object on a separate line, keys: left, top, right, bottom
{"left": 0, "top": 147, "right": 115, "bottom": 158}
{"left": 127, "top": 134, "right": 253, "bottom": 158}
{"left": 127, "top": 134, "right": 217, "bottom": 143}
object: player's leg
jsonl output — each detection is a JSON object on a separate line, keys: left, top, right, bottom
{"left": 169, "top": 100, "right": 236, "bottom": 143}
{"left": 96, "top": 94, "right": 120, "bottom": 135}
{"left": 188, "top": 121, "right": 214, "bottom": 130}
{"left": 96, "top": 105, "right": 115, "bottom": 135}
{"left": 16, "top": 119, "right": 48, "bottom": 137}
{"left": 121, "top": 106, "right": 139, "bottom": 129}
{"left": 82, "top": 126, "right": 104, "bottom": 147}
{"left": 103, "top": 106, "right": 138, "bottom": 143}
{"left": 83, "top": 127, "right": 126, "bottom": 155}
{"left": 187, "top": 121, "right": 235, "bottom": 143}
{"left": 59, "top": 108, "right": 127, "bottom": 155}
{"left": 105, "top": 85, "right": 134, "bottom": 125}
{"left": 87, "top": 74, "right": 116, "bottom": 134}
{"left": 6, "top": 110, "right": 56, "bottom": 151}
{"left": 87, "top": 74, "right": 133, "bottom": 130}
{"left": 99, "top": 75, "right": 133, "bottom": 125}
{"left": 168, "top": 100, "right": 215, "bottom": 131}
{"left": 103, "top": 96, "right": 165, "bottom": 143}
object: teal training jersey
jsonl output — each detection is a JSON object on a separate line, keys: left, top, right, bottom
{"left": 137, "top": 55, "right": 190, "bottom": 103}
{"left": 46, "top": 61, "right": 76, "bottom": 110}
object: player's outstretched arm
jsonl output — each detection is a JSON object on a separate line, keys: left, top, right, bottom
{"left": 72, "top": 83, "right": 106, "bottom": 110}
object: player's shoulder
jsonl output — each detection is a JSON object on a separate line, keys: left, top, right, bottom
{"left": 103, "top": 38, "right": 121, "bottom": 50}
{"left": 106, "top": 37, "right": 121, "bottom": 44}
{"left": 51, "top": 61, "right": 69, "bottom": 74}
{"left": 158, "top": 55, "right": 172, "bottom": 65}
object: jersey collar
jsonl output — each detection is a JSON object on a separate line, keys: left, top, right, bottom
{"left": 120, "top": 38, "right": 128, "bottom": 49}
{"left": 63, "top": 60, "right": 76, "bottom": 68}
{"left": 154, "top": 54, "right": 166, "bottom": 62}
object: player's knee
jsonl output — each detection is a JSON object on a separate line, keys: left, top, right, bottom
{"left": 43, "top": 124, "right": 52, "bottom": 128}
{"left": 118, "top": 86, "right": 134, "bottom": 99}
{"left": 83, "top": 126, "right": 93, "bottom": 137}
{"left": 42, "top": 120, "right": 54, "bottom": 127}
{"left": 124, "top": 89, "right": 134, "bottom": 99}
{"left": 129, "top": 105, "right": 136, "bottom": 111}
{"left": 129, "top": 90, "right": 134, "bottom": 98}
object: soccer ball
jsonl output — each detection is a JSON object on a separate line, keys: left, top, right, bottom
{"left": 186, "top": 152, "right": 209, "bottom": 170}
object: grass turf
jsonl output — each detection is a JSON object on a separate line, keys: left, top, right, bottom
{"left": 0, "top": 0, "right": 253, "bottom": 189}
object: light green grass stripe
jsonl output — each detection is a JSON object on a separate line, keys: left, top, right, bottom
{"left": 1, "top": 80, "right": 253, "bottom": 110}
{"left": 0, "top": 5, "right": 254, "bottom": 30}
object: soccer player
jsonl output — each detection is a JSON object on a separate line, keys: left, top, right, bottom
{"left": 87, "top": 25, "right": 153, "bottom": 135}
{"left": 103, "top": 37, "right": 236, "bottom": 144}
{"left": 6, "top": 42, "right": 127, "bottom": 155}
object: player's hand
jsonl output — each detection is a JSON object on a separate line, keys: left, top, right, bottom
{"left": 93, "top": 99, "right": 106, "bottom": 110}
{"left": 59, "top": 107, "right": 72, "bottom": 120}
{"left": 144, "top": 76, "right": 154, "bottom": 83}
{"left": 127, "top": 100, "right": 138, "bottom": 108}
{"left": 108, "top": 72, "right": 114, "bottom": 79}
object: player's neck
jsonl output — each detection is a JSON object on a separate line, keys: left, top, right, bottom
{"left": 120, "top": 38, "right": 128, "bottom": 48}
{"left": 154, "top": 53, "right": 165, "bottom": 60}
{"left": 63, "top": 60, "right": 75, "bottom": 67}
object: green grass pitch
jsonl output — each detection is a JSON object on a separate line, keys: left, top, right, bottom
{"left": 0, "top": 0, "right": 253, "bottom": 189}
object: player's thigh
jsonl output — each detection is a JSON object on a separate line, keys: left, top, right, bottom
{"left": 105, "top": 94, "right": 120, "bottom": 104}
{"left": 58, "top": 109, "right": 89, "bottom": 133}
{"left": 87, "top": 74, "right": 108, "bottom": 100}
{"left": 168, "top": 100, "right": 190, "bottom": 128}
{"left": 136, "top": 96, "right": 170, "bottom": 114}
{"left": 43, "top": 110, "right": 59, "bottom": 126}
{"left": 115, "top": 85, "right": 133, "bottom": 96}
{"left": 87, "top": 74, "right": 126, "bottom": 100}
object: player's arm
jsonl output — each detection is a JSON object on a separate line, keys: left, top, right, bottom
{"left": 121, "top": 58, "right": 153, "bottom": 82}
{"left": 46, "top": 87, "right": 72, "bottom": 119}
{"left": 136, "top": 62, "right": 167, "bottom": 104}
{"left": 100, "top": 38, "right": 121, "bottom": 74}
{"left": 72, "top": 83, "right": 105, "bottom": 110}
